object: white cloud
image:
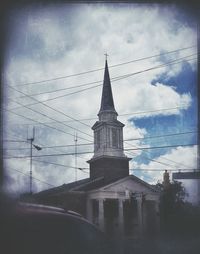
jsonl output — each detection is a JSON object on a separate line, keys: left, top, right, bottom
{"left": 114, "top": 81, "right": 192, "bottom": 118}
{"left": 132, "top": 145, "right": 198, "bottom": 184}
{"left": 3, "top": 4, "right": 197, "bottom": 194}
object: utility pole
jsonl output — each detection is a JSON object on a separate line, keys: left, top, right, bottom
{"left": 27, "top": 126, "right": 42, "bottom": 194}
{"left": 197, "top": 21, "right": 200, "bottom": 171}
{"left": 74, "top": 132, "right": 78, "bottom": 181}
{"left": 27, "top": 127, "right": 35, "bottom": 194}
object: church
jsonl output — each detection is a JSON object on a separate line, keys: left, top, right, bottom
{"left": 31, "top": 59, "right": 160, "bottom": 239}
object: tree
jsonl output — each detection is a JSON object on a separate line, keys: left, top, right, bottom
{"left": 157, "top": 181, "right": 185, "bottom": 234}
{"left": 156, "top": 180, "right": 200, "bottom": 237}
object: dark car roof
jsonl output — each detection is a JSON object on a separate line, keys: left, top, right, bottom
{"left": 1, "top": 201, "right": 112, "bottom": 254}
{"left": 17, "top": 202, "right": 83, "bottom": 216}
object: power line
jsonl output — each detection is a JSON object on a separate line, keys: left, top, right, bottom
{"left": 125, "top": 140, "right": 196, "bottom": 170}
{"left": 3, "top": 107, "right": 92, "bottom": 143}
{"left": 111, "top": 54, "right": 197, "bottom": 80}
{"left": 10, "top": 53, "right": 197, "bottom": 99}
{"left": 8, "top": 55, "right": 197, "bottom": 111}
{"left": 33, "top": 159, "right": 88, "bottom": 170}
{"left": 6, "top": 85, "right": 94, "bottom": 158}
{"left": 3, "top": 134, "right": 78, "bottom": 160}
{"left": 3, "top": 140, "right": 28, "bottom": 143}
{"left": 125, "top": 130, "right": 197, "bottom": 141}
{"left": 3, "top": 130, "right": 197, "bottom": 151}
{"left": 9, "top": 65, "right": 195, "bottom": 149}
{"left": 4, "top": 151, "right": 93, "bottom": 159}
{"left": 3, "top": 143, "right": 197, "bottom": 159}
{"left": 8, "top": 96, "right": 93, "bottom": 141}
{"left": 9, "top": 45, "right": 196, "bottom": 87}
{"left": 5, "top": 104, "right": 189, "bottom": 126}
{"left": 15, "top": 79, "right": 103, "bottom": 98}
{"left": 120, "top": 106, "right": 189, "bottom": 118}
{"left": 3, "top": 130, "right": 197, "bottom": 171}
{"left": 4, "top": 142, "right": 93, "bottom": 150}
{"left": 125, "top": 143, "right": 197, "bottom": 150}
{"left": 125, "top": 150, "right": 182, "bottom": 170}
{"left": 129, "top": 151, "right": 193, "bottom": 171}
{"left": 8, "top": 85, "right": 91, "bottom": 129}
{"left": 125, "top": 141, "right": 196, "bottom": 170}
{"left": 7, "top": 166, "right": 55, "bottom": 187}
{"left": 58, "top": 165, "right": 197, "bottom": 173}
{"left": 130, "top": 168, "right": 197, "bottom": 172}
{"left": 124, "top": 134, "right": 195, "bottom": 170}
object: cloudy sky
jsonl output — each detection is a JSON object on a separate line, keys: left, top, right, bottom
{"left": 3, "top": 3, "right": 198, "bottom": 196}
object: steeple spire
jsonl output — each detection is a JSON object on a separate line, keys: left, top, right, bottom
{"left": 99, "top": 59, "right": 117, "bottom": 114}
{"left": 88, "top": 57, "right": 130, "bottom": 182}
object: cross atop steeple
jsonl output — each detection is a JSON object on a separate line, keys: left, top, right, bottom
{"left": 104, "top": 53, "right": 109, "bottom": 61}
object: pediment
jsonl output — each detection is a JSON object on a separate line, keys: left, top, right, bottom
{"left": 99, "top": 175, "right": 158, "bottom": 194}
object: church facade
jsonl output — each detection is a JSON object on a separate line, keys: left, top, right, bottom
{"left": 31, "top": 60, "right": 160, "bottom": 239}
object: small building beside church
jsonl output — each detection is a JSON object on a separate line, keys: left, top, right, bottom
{"left": 31, "top": 59, "right": 160, "bottom": 239}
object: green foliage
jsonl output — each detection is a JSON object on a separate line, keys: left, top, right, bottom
{"left": 156, "top": 181, "right": 200, "bottom": 236}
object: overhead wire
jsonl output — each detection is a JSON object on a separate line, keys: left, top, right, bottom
{"left": 125, "top": 130, "right": 197, "bottom": 141}
{"left": 124, "top": 141, "right": 196, "bottom": 170}
{"left": 130, "top": 168, "right": 197, "bottom": 171}
{"left": 3, "top": 143, "right": 197, "bottom": 159}
{"left": 33, "top": 159, "right": 88, "bottom": 171}
{"left": 3, "top": 49, "right": 198, "bottom": 183}
{"left": 5, "top": 104, "right": 189, "bottom": 126}
{"left": 6, "top": 85, "right": 94, "bottom": 164}
{"left": 9, "top": 53, "right": 197, "bottom": 101}
{"left": 14, "top": 50, "right": 196, "bottom": 98}
{"left": 9, "top": 45, "right": 196, "bottom": 87}
{"left": 3, "top": 139, "right": 28, "bottom": 143}
{"left": 8, "top": 96, "right": 93, "bottom": 140}
{"left": 125, "top": 143, "right": 197, "bottom": 151}
{"left": 3, "top": 130, "right": 197, "bottom": 150}
{"left": 126, "top": 150, "right": 183, "bottom": 171}
{"left": 3, "top": 107, "right": 92, "bottom": 142}
{"left": 7, "top": 54, "right": 197, "bottom": 111}
{"left": 8, "top": 85, "right": 91, "bottom": 129}
{"left": 7, "top": 166, "right": 55, "bottom": 187}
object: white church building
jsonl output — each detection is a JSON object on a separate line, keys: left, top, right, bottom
{"left": 32, "top": 59, "right": 160, "bottom": 239}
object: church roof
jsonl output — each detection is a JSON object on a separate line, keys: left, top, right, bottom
{"left": 73, "top": 175, "right": 159, "bottom": 193}
{"left": 99, "top": 60, "right": 117, "bottom": 113}
{"left": 33, "top": 178, "right": 91, "bottom": 197}
{"left": 34, "top": 174, "right": 159, "bottom": 198}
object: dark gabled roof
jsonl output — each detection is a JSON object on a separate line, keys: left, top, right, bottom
{"left": 34, "top": 174, "right": 160, "bottom": 198}
{"left": 71, "top": 177, "right": 105, "bottom": 191}
{"left": 71, "top": 174, "right": 160, "bottom": 193}
{"left": 34, "top": 178, "right": 91, "bottom": 197}
{"left": 34, "top": 177, "right": 108, "bottom": 197}
{"left": 99, "top": 60, "right": 117, "bottom": 113}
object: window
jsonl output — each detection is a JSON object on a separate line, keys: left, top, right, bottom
{"left": 96, "top": 129, "right": 101, "bottom": 149}
{"left": 112, "top": 128, "right": 118, "bottom": 148}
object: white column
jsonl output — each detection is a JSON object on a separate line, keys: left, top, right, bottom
{"left": 86, "top": 198, "right": 92, "bottom": 222}
{"left": 118, "top": 199, "right": 124, "bottom": 236}
{"left": 198, "top": 180, "right": 200, "bottom": 205}
{"left": 99, "top": 199, "right": 104, "bottom": 231}
{"left": 137, "top": 197, "right": 143, "bottom": 237}
{"left": 155, "top": 201, "right": 160, "bottom": 233}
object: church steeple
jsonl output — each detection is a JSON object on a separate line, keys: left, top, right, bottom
{"left": 99, "top": 60, "right": 116, "bottom": 113}
{"left": 87, "top": 57, "right": 130, "bottom": 182}
{"left": 91, "top": 58, "right": 126, "bottom": 158}
{"left": 98, "top": 60, "right": 118, "bottom": 122}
